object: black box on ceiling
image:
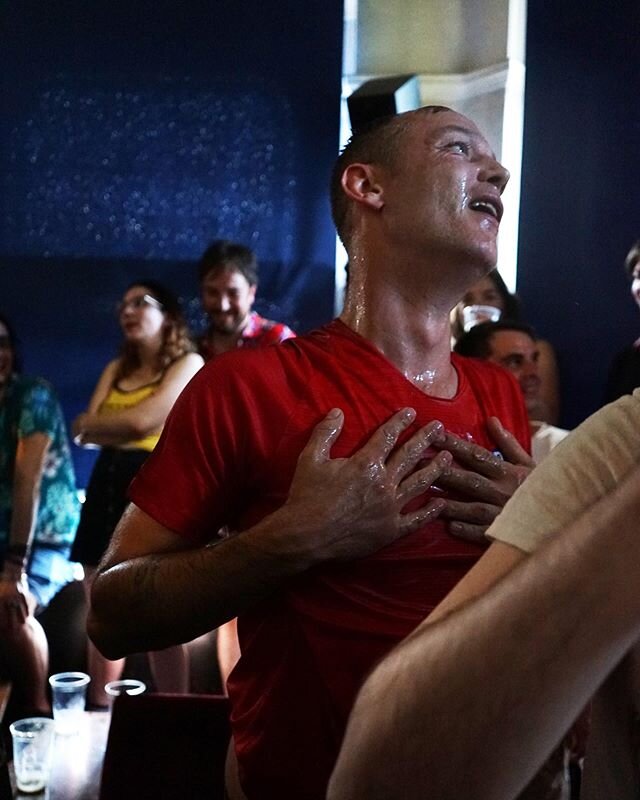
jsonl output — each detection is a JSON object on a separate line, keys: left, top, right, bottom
{"left": 347, "top": 74, "right": 421, "bottom": 133}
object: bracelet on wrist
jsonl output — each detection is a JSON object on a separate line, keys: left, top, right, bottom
{"left": 5, "top": 552, "right": 27, "bottom": 569}
{"left": 0, "top": 566, "right": 27, "bottom": 582}
{"left": 5, "top": 543, "right": 29, "bottom": 569}
{"left": 6, "top": 542, "right": 28, "bottom": 558}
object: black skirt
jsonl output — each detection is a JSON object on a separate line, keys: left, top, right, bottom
{"left": 70, "top": 447, "right": 149, "bottom": 567}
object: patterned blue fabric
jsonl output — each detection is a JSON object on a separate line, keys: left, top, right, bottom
{"left": 0, "top": 374, "right": 80, "bottom": 547}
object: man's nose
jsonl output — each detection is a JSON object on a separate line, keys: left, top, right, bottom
{"left": 218, "top": 295, "right": 231, "bottom": 312}
{"left": 522, "top": 360, "right": 540, "bottom": 381}
{"left": 479, "top": 158, "right": 510, "bottom": 194}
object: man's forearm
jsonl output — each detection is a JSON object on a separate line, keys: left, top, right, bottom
{"left": 88, "top": 507, "right": 315, "bottom": 659}
{"left": 329, "top": 466, "right": 640, "bottom": 800}
{"left": 89, "top": 411, "right": 454, "bottom": 659}
{"left": 581, "top": 646, "right": 640, "bottom": 799}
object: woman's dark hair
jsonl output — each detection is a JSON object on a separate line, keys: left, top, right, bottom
{"left": 485, "top": 270, "right": 521, "bottom": 321}
{"left": 0, "top": 312, "right": 22, "bottom": 373}
{"left": 115, "top": 280, "right": 196, "bottom": 382}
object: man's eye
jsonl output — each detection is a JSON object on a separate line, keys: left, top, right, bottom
{"left": 448, "top": 141, "right": 470, "bottom": 155}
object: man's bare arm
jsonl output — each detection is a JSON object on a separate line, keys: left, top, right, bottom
{"left": 328, "top": 465, "right": 640, "bottom": 800}
{"left": 89, "top": 409, "right": 452, "bottom": 658}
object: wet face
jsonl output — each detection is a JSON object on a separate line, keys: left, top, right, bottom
{"left": 0, "top": 322, "right": 13, "bottom": 388}
{"left": 379, "top": 110, "right": 510, "bottom": 272}
{"left": 118, "top": 286, "right": 167, "bottom": 344}
{"left": 201, "top": 267, "right": 256, "bottom": 335}
{"left": 631, "top": 264, "right": 640, "bottom": 310}
{"left": 487, "top": 329, "right": 541, "bottom": 416}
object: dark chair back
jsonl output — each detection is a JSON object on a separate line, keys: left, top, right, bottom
{"left": 99, "top": 692, "right": 230, "bottom": 800}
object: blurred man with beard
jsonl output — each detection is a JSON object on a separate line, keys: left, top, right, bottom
{"left": 197, "top": 239, "right": 295, "bottom": 360}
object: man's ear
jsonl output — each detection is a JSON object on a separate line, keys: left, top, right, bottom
{"left": 340, "top": 163, "right": 385, "bottom": 211}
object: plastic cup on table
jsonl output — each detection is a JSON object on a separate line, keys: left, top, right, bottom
{"left": 10, "top": 717, "right": 55, "bottom": 793}
{"left": 48, "top": 671, "right": 90, "bottom": 735}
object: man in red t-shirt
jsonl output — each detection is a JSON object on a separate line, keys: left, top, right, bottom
{"left": 196, "top": 238, "right": 296, "bottom": 684}
{"left": 196, "top": 239, "right": 295, "bottom": 360}
{"left": 89, "top": 107, "right": 532, "bottom": 799}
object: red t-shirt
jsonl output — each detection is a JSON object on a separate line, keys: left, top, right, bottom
{"left": 130, "top": 320, "right": 530, "bottom": 800}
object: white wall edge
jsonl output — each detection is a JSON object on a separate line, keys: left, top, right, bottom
{"left": 343, "top": 61, "right": 511, "bottom": 104}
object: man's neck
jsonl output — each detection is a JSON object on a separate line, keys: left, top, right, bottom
{"left": 339, "top": 272, "right": 458, "bottom": 398}
{"left": 205, "top": 314, "right": 251, "bottom": 357}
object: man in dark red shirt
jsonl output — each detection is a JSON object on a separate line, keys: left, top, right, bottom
{"left": 197, "top": 239, "right": 295, "bottom": 360}
{"left": 89, "top": 107, "right": 532, "bottom": 799}
{"left": 196, "top": 238, "right": 296, "bottom": 682}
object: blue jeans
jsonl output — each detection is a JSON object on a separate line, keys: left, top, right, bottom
{"left": 0, "top": 544, "right": 77, "bottom": 612}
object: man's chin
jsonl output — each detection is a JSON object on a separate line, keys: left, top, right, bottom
{"left": 209, "top": 319, "right": 242, "bottom": 335}
{"left": 525, "top": 397, "right": 544, "bottom": 420}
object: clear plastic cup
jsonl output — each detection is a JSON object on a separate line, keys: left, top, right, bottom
{"left": 462, "top": 304, "right": 502, "bottom": 332}
{"left": 10, "top": 717, "right": 55, "bottom": 793}
{"left": 48, "top": 671, "right": 90, "bottom": 735}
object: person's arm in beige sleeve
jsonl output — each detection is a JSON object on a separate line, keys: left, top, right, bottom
{"left": 329, "top": 465, "right": 640, "bottom": 800}
{"left": 329, "top": 392, "right": 640, "bottom": 800}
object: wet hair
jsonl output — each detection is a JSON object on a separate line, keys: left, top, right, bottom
{"left": 330, "top": 106, "right": 452, "bottom": 248}
{"left": 116, "top": 279, "right": 195, "bottom": 382}
{"left": 454, "top": 319, "right": 536, "bottom": 360}
{"left": 451, "top": 270, "right": 522, "bottom": 341}
{"left": 0, "top": 312, "right": 21, "bottom": 373}
{"left": 624, "top": 240, "right": 640, "bottom": 279}
{"left": 197, "top": 240, "right": 258, "bottom": 286}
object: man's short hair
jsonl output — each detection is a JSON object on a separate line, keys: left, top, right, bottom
{"left": 454, "top": 320, "right": 537, "bottom": 360}
{"left": 624, "top": 240, "right": 640, "bottom": 279}
{"left": 198, "top": 240, "right": 258, "bottom": 286}
{"left": 330, "top": 106, "right": 451, "bottom": 249}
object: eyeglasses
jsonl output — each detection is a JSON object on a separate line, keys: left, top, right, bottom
{"left": 116, "top": 294, "right": 164, "bottom": 315}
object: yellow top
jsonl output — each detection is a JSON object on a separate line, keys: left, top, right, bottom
{"left": 99, "top": 382, "right": 161, "bottom": 452}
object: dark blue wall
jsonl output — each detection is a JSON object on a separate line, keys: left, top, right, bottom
{"left": 518, "top": 1, "right": 640, "bottom": 428}
{"left": 0, "top": 0, "right": 343, "bottom": 485}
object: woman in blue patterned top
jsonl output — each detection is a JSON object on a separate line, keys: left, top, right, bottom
{"left": 0, "top": 313, "right": 80, "bottom": 714}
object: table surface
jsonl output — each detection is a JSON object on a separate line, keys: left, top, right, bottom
{"left": 10, "top": 711, "right": 111, "bottom": 800}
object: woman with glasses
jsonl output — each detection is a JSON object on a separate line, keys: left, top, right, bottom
{"left": 71, "top": 280, "right": 203, "bottom": 707}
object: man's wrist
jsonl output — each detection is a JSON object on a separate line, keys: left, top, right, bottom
{"left": 247, "top": 503, "right": 324, "bottom": 572}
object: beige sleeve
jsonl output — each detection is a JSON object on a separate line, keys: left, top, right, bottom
{"left": 488, "top": 390, "right": 640, "bottom": 553}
